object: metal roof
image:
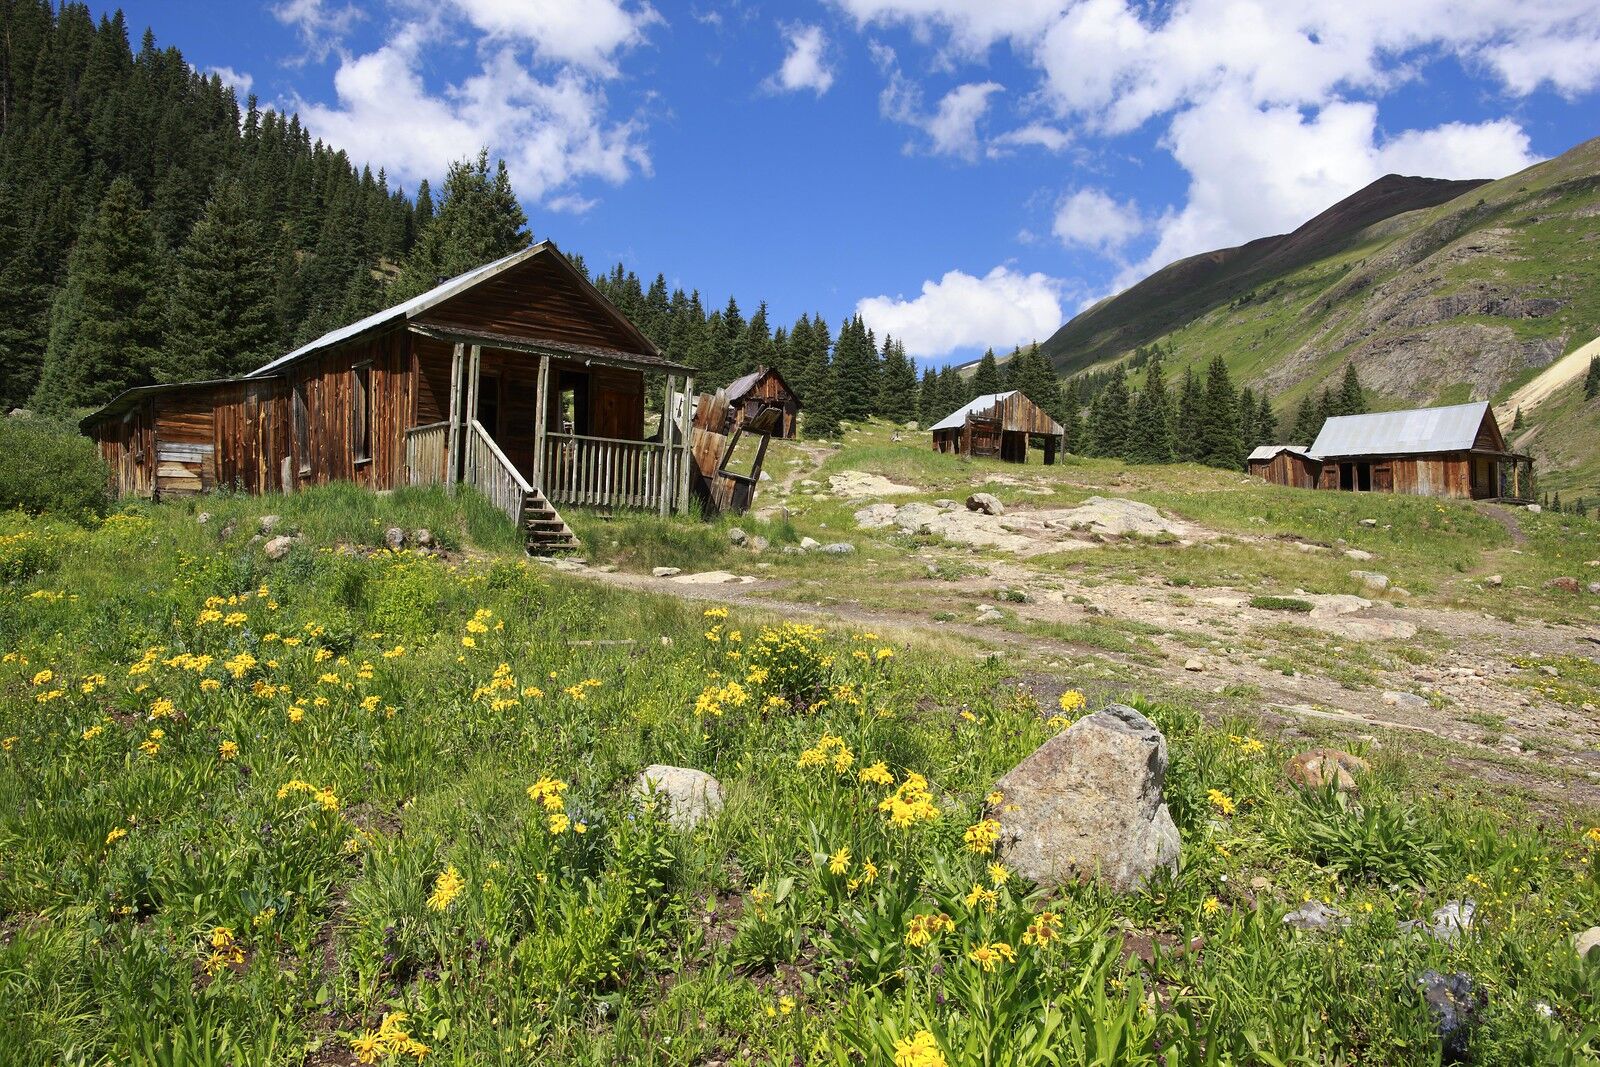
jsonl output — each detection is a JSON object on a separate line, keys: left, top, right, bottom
{"left": 1247, "top": 444, "right": 1313, "bottom": 462}
{"left": 1309, "top": 401, "right": 1491, "bottom": 458}
{"left": 723, "top": 365, "right": 799, "bottom": 402}
{"left": 929, "top": 391, "right": 1020, "bottom": 432}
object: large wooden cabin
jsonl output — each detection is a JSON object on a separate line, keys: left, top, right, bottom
{"left": 81, "top": 242, "right": 699, "bottom": 553}
{"left": 1250, "top": 401, "right": 1533, "bottom": 500}
{"left": 929, "top": 390, "right": 1064, "bottom": 464}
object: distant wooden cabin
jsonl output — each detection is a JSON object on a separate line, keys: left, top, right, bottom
{"left": 1250, "top": 401, "right": 1532, "bottom": 500}
{"left": 1246, "top": 445, "right": 1318, "bottom": 489}
{"left": 81, "top": 241, "right": 702, "bottom": 553}
{"left": 722, "top": 365, "right": 800, "bottom": 438}
{"left": 930, "top": 390, "right": 1064, "bottom": 464}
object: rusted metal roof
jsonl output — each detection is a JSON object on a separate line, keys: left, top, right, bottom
{"left": 1310, "top": 401, "right": 1490, "bottom": 458}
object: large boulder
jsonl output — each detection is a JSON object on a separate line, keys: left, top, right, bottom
{"left": 893, "top": 502, "right": 944, "bottom": 534}
{"left": 1286, "top": 748, "right": 1370, "bottom": 792}
{"left": 991, "top": 703, "right": 1181, "bottom": 893}
{"left": 966, "top": 492, "right": 1004, "bottom": 515}
{"left": 1050, "top": 496, "right": 1183, "bottom": 537}
{"left": 634, "top": 764, "right": 724, "bottom": 830}
{"left": 854, "top": 503, "right": 899, "bottom": 529}
{"left": 263, "top": 535, "right": 297, "bottom": 561}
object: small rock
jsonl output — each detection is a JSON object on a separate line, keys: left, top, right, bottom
{"left": 1547, "top": 576, "right": 1580, "bottom": 593}
{"left": 651, "top": 566, "right": 682, "bottom": 578}
{"left": 933, "top": 498, "right": 959, "bottom": 509}
{"left": 1588, "top": 582, "right": 1600, "bottom": 596}
{"left": 195, "top": 511, "right": 211, "bottom": 525}
{"left": 383, "top": 527, "right": 406, "bottom": 551}
{"left": 634, "top": 765, "right": 724, "bottom": 830}
{"left": 1416, "top": 970, "right": 1484, "bottom": 1061}
{"left": 1526, "top": 503, "right": 1542, "bottom": 514}
{"left": 1285, "top": 748, "right": 1370, "bottom": 792}
{"left": 263, "top": 535, "right": 296, "bottom": 561}
{"left": 820, "top": 542, "right": 856, "bottom": 554}
{"left": 1499, "top": 735, "right": 1523, "bottom": 753}
{"left": 1572, "top": 927, "right": 1600, "bottom": 960}
{"left": 218, "top": 519, "right": 237, "bottom": 540}
{"left": 1183, "top": 658, "right": 1205, "bottom": 672}
{"left": 1249, "top": 876, "right": 1270, "bottom": 890}
{"left": 966, "top": 492, "right": 1004, "bottom": 516}
{"left": 258, "top": 515, "right": 281, "bottom": 535}
{"left": 1381, "top": 691, "right": 1429, "bottom": 711}
{"left": 799, "top": 536, "right": 821, "bottom": 550}
{"left": 727, "top": 527, "right": 748, "bottom": 545}
{"left": 1283, "top": 900, "right": 1349, "bottom": 931}
{"left": 748, "top": 535, "right": 769, "bottom": 552}
{"left": 1350, "top": 569, "right": 1390, "bottom": 591}
{"left": 413, "top": 528, "right": 433, "bottom": 547}
{"left": 1425, "top": 900, "right": 1477, "bottom": 943}
{"left": 671, "top": 570, "right": 745, "bottom": 584}
{"left": 1484, "top": 574, "right": 1502, "bottom": 587}
{"left": 1358, "top": 518, "right": 1378, "bottom": 527}
{"left": 1539, "top": 665, "right": 1560, "bottom": 677}
{"left": 1344, "top": 549, "right": 1374, "bottom": 561}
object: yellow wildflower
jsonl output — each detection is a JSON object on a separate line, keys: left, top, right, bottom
{"left": 828, "top": 846, "right": 851, "bottom": 875}
{"left": 426, "top": 866, "right": 466, "bottom": 911}
{"left": 1207, "top": 789, "right": 1236, "bottom": 816}
{"left": 892, "top": 1030, "right": 947, "bottom": 1067}
{"left": 967, "top": 941, "right": 1015, "bottom": 971}
{"left": 964, "top": 884, "right": 999, "bottom": 912}
{"left": 105, "top": 826, "right": 128, "bottom": 845}
{"left": 218, "top": 740, "right": 239, "bottom": 761}
{"left": 964, "top": 819, "right": 1001, "bottom": 854}
{"left": 859, "top": 761, "right": 894, "bottom": 786}
{"left": 1023, "top": 911, "right": 1063, "bottom": 947}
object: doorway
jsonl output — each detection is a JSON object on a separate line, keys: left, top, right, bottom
{"left": 1339, "top": 462, "right": 1372, "bottom": 491}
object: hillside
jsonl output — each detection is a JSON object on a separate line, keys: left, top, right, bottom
{"left": 1042, "top": 136, "right": 1600, "bottom": 494}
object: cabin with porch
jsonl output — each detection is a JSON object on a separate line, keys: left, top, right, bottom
{"left": 929, "top": 390, "right": 1065, "bottom": 464}
{"left": 80, "top": 241, "right": 699, "bottom": 553}
{"left": 721, "top": 365, "right": 801, "bottom": 439}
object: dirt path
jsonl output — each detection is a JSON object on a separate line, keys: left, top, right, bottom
{"left": 1496, "top": 332, "right": 1600, "bottom": 423}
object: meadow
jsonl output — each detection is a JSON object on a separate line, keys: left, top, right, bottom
{"left": 1, "top": 487, "right": 1598, "bottom": 1066}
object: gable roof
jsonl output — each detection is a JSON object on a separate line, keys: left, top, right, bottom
{"left": 248, "top": 239, "right": 675, "bottom": 378}
{"left": 929, "top": 391, "right": 1019, "bottom": 432}
{"left": 1310, "top": 401, "right": 1494, "bottom": 458}
{"left": 1247, "top": 444, "right": 1314, "bottom": 462}
{"left": 725, "top": 365, "right": 799, "bottom": 403}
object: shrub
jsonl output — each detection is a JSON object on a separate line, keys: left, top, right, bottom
{"left": 1288, "top": 787, "right": 1441, "bottom": 886}
{"left": 0, "top": 416, "right": 109, "bottom": 520}
{"left": 1249, "top": 595, "right": 1314, "bottom": 612}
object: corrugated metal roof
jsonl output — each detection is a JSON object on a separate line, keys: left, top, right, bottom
{"left": 1310, "top": 401, "right": 1490, "bottom": 458}
{"left": 930, "top": 391, "right": 1019, "bottom": 432}
{"left": 1247, "top": 444, "right": 1312, "bottom": 462}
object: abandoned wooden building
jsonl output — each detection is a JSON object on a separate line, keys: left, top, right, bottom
{"left": 929, "top": 391, "right": 1065, "bottom": 464}
{"left": 1246, "top": 445, "right": 1318, "bottom": 489}
{"left": 81, "top": 241, "right": 710, "bottom": 553}
{"left": 722, "top": 365, "right": 801, "bottom": 439}
{"left": 1250, "top": 401, "right": 1533, "bottom": 500}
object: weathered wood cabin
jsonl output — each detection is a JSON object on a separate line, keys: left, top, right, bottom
{"left": 1246, "top": 445, "right": 1319, "bottom": 489}
{"left": 1250, "top": 401, "right": 1533, "bottom": 500}
{"left": 81, "top": 241, "right": 700, "bottom": 553}
{"left": 929, "top": 390, "right": 1065, "bottom": 464}
{"left": 722, "top": 366, "right": 801, "bottom": 439}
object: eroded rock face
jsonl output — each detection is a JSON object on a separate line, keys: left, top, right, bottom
{"left": 991, "top": 703, "right": 1181, "bottom": 893}
{"left": 634, "top": 764, "right": 724, "bottom": 830}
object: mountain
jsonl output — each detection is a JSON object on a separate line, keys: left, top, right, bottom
{"left": 1041, "top": 135, "right": 1600, "bottom": 494}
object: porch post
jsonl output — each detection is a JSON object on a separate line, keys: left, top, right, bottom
{"left": 463, "top": 345, "right": 481, "bottom": 486}
{"left": 676, "top": 375, "right": 695, "bottom": 515}
{"left": 660, "top": 374, "right": 676, "bottom": 517}
{"left": 531, "top": 353, "right": 550, "bottom": 487}
{"left": 445, "top": 342, "right": 464, "bottom": 490}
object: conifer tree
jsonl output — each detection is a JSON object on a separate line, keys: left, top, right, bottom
{"left": 936, "top": 366, "right": 963, "bottom": 417}
{"left": 32, "top": 178, "right": 167, "bottom": 411}
{"left": 1088, "top": 368, "right": 1132, "bottom": 457}
{"left": 396, "top": 150, "right": 528, "bottom": 299}
{"left": 877, "top": 336, "right": 918, "bottom": 423}
{"left": 970, "top": 349, "right": 1003, "bottom": 397}
{"left": 163, "top": 179, "right": 278, "bottom": 380}
{"left": 801, "top": 320, "right": 839, "bottom": 438}
{"left": 1238, "top": 386, "right": 1258, "bottom": 451}
{"left": 1291, "top": 396, "right": 1321, "bottom": 444}
{"left": 1337, "top": 363, "right": 1367, "bottom": 416}
{"left": 1126, "top": 356, "right": 1172, "bottom": 463}
{"left": 1175, "top": 367, "right": 1204, "bottom": 462}
{"left": 917, "top": 366, "right": 940, "bottom": 426}
{"left": 832, "top": 316, "right": 881, "bottom": 422}
{"left": 1256, "top": 392, "right": 1277, "bottom": 447}
{"left": 1197, "top": 355, "right": 1243, "bottom": 469}
{"left": 1060, "top": 392, "right": 1083, "bottom": 454}
{"left": 1512, "top": 407, "right": 1524, "bottom": 430}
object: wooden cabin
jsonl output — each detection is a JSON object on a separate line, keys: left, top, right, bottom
{"left": 81, "top": 241, "right": 700, "bottom": 553}
{"left": 1246, "top": 445, "right": 1319, "bottom": 489}
{"left": 1250, "top": 401, "right": 1533, "bottom": 501}
{"left": 930, "top": 390, "right": 1064, "bottom": 464}
{"left": 722, "top": 365, "right": 801, "bottom": 438}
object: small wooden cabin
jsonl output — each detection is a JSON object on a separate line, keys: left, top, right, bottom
{"left": 930, "top": 390, "right": 1064, "bottom": 464}
{"left": 1246, "top": 445, "right": 1318, "bottom": 489}
{"left": 722, "top": 365, "right": 800, "bottom": 439}
{"left": 1250, "top": 401, "right": 1533, "bottom": 500}
{"left": 81, "top": 241, "right": 700, "bottom": 553}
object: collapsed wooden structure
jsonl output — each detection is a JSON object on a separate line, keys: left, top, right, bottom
{"left": 82, "top": 241, "right": 718, "bottom": 553}
{"left": 721, "top": 365, "right": 801, "bottom": 439}
{"left": 1250, "top": 401, "right": 1533, "bottom": 500}
{"left": 929, "top": 390, "right": 1065, "bottom": 464}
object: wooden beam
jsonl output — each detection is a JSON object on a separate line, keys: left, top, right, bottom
{"left": 445, "top": 342, "right": 464, "bottom": 490}
{"left": 660, "top": 374, "right": 675, "bottom": 517}
{"left": 465, "top": 345, "right": 481, "bottom": 427}
{"left": 531, "top": 353, "right": 551, "bottom": 487}
{"left": 677, "top": 376, "right": 695, "bottom": 515}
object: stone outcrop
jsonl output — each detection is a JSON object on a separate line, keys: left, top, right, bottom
{"left": 1286, "top": 748, "right": 1370, "bottom": 792}
{"left": 634, "top": 765, "right": 724, "bottom": 830}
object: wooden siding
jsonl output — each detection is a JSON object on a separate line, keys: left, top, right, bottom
{"left": 1315, "top": 453, "right": 1474, "bottom": 497}
{"left": 729, "top": 368, "right": 801, "bottom": 438}
{"left": 984, "top": 392, "right": 1063, "bottom": 436}
{"left": 1249, "top": 452, "right": 1319, "bottom": 489}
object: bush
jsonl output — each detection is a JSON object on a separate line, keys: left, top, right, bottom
{"left": 1249, "top": 595, "right": 1314, "bottom": 612}
{"left": 0, "top": 416, "right": 109, "bottom": 520}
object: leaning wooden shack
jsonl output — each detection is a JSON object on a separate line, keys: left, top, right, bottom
{"left": 1246, "top": 445, "right": 1318, "bottom": 489}
{"left": 929, "top": 390, "right": 1064, "bottom": 464}
{"left": 721, "top": 365, "right": 801, "bottom": 439}
{"left": 81, "top": 241, "right": 704, "bottom": 553}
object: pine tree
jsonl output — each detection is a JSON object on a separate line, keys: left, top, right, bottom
{"left": 1337, "top": 363, "right": 1367, "bottom": 416}
{"left": 801, "top": 318, "right": 839, "bottom": 438}
{"left": 1238, "top": 386, "right": 1258, "bottom": 453}
{"left": 936, "top": 366, "right": 963, "bottom": 418}
{"left": 1585, "top": 357, "right": 1600, "bottom": 401}
{"left": 970, "top": 349, "right": 1003, "bottom": 397}
{"left": 1088, "top": 368, "right": 1132, "bottom": 457}
{"left": 396, "top": 150, "right": 529, "bottom": 298}
{"left": 31, "top": 178, "right": 167, "bottom": 411}
{"left": 1060, "top": 391, "right": 1083, "bottom": 454}
{"left": 1197, "top": 355, "right": 1243, "bottom": 469}
{"left": 163, "top": 179, "right": 279, "bottom": 381}
{"left": 917, "top": 366, "right": 940, "bottom": 427}
{"left": 1256, "top": 392, "right": 1277, "bottom": 447}
{"left": 1126, "top": 354, "right": 1172, "bottom": 463}
{"left": 832, "top": 316, "right": 881, "bottom": 422}
{"left": 1291, "top": 396, "right": 1321, "bottom": 444}
{"left": 878, "top": 336, "right": 918, "bottom": 423}
{"left": 1175, "top": 367, "right": 1204, "bottom": 462}
{"left": 1512, "top": 407, "right": 1525, "bottom": 430}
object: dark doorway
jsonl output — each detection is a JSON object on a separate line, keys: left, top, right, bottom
{"left": 555, "top": 371, "right": 589, "bottom": 436}
{"left": 1338, "top": 462, "right": 1372, "bottom": 491}
{"left": 476, "top": 375, "right": 500, "bottom": 439}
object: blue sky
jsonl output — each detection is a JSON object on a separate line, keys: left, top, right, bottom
{"left": 114, "top": 0, "right": 1599, "bottom": 367}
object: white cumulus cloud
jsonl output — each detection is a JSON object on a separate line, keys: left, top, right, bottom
{"left": 448, "top": 0, "right": 659, "bottom": 76}
{"left": 768, "top": 23, "right": 835, "bottom": 95}
{"left": 879, "top": 67, "right": 1003, "bottom": 159}
{"left": 204, "top": 66, "right": 255, "bottom": 99}
{"left": 1052, "top": 187, "right": 1144, "bottom": 253}
{"left": 857, "top": 265, "right": 1064, "bottom": 360}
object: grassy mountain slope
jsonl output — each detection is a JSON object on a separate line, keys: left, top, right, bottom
{"left": 1042, "top": 136, "right": 1600, "bottom": 494}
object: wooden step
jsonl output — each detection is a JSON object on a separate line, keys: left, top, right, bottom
{"left": 520, "top": 489, "right": 580, "bottom": 556}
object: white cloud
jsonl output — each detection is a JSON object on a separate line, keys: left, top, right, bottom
{"left": 448, "top": 0, "right": 659, "bottom": 76}
{"left": 986, "top": 122, "right": 1072, "bottom": 156}
{"left": 879, "top": 66, "right": 1003, "bottom": 159}
{"left": 768, "top": 23, "right": 835, "bottom": 95}
{"left": 271, "top": 0, "right": 363, "bottom": 61}
{"left": 835, "top": 0, "right": 1063, "bottom": 56}
{"left": 292, "top": 22, "right": 650, "bottom": 204}
{"left": 1052, "top": 187, "right": 1144, "bottom": 253}
{"left": 856, "top": 265, "right": 1064, "bottom": 359}
{"left": 204, "top": 65, "right": 255, "bottom": 99}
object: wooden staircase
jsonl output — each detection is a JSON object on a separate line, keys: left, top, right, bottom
{"left": 521, "top": 489, "right": 581, "bottom": 555}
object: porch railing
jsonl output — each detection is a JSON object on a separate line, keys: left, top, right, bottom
{"left": 464, "top": 419, "right": 532, "bottom": 526}
{"left": 404, "top": 421, "right": 450, "bottom": 487}
{"left": 542, "top": 431, "right": 676, "bottom": 511}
